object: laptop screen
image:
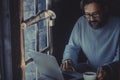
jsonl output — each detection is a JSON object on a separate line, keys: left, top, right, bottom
{"left": 32, "top": 53, "right": 64, "bottom": 80}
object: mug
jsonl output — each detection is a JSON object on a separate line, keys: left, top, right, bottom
{"left": 83, "top": 72, "right": 97, "bottom": 80}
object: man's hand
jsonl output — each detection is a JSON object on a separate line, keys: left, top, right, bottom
{"left": 97, "top": 66, "right": 112, "bottom": 80}
{"left": 61, "top": 60, "right": 75, "bottom": 72}
{"left": 97, "top": 70, "right": 106, "bottom": 80}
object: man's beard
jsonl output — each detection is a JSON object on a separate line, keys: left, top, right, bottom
{"left": 89, "top": 20, "right": 101, "bottom": 29}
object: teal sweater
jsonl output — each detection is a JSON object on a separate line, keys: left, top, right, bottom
{"left": 63, "top": 16, "right": 120, "bottom": 68}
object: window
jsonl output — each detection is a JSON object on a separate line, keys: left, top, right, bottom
{"left": 22, "top": 0, "right": 55, "bottom": 79}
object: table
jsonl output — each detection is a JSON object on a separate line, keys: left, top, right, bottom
{"left": 63, "top": 71, "right": 84, "bottom": 80}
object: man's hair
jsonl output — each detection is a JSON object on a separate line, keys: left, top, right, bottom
{"left": 80, "top": 0, "right": 110, "bottom": 10}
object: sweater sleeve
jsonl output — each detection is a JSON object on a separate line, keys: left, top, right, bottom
{"left": 113, "top": 34, "right": 120, "bottom": 61}
{"left": 62, "top": 20, "right": 81, "bottom": 65}
{"left": 113, "top": 44, "right": 120, "bottom": 62}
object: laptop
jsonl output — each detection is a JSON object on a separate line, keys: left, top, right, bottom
{"left": 32, "top": 52, "right": 83, "bottom": 80}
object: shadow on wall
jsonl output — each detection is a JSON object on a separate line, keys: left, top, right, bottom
{"left": 109, "top": 0, "right": 120, "bottom": 17}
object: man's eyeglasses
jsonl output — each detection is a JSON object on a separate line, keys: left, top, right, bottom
{"left": 84, "top": 13, "right": 100, "bottom": 19}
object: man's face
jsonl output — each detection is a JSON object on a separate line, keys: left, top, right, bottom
{"left": 84, "top": 2, "right": 103, "bottom": 29}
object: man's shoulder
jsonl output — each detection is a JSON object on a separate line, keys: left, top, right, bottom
{"left": 109, "top": 16, "right": 120, "bottom": 29}
{"left": 73, "top": 16, "right": 90, "bottom": 30}
{"left": 75, "top": 16, "right": 87, "bottom": 25}
{"left": 77, "top": 16, "right": 86, "bottom": 21}
{"left": 110, "top": 16, "right": 120, "bottom": 23}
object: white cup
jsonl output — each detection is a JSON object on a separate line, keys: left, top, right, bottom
{"left": 83, "top": 72, "right": 97, "bottom": 80}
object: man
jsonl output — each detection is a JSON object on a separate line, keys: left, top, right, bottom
{"left": 61, "top": 0, "right": 120, "bottom": 80}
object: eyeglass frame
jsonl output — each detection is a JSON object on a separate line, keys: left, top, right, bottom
{"left": 83, "top": 12, "right": 100, "bottom": 19}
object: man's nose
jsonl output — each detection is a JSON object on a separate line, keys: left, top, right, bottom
{"left": 89, "top": 16, "right": 94, "bottom": 21}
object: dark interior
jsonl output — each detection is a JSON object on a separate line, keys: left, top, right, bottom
{"left": 51, "top": 0, "right": 83, "bottom": 64}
